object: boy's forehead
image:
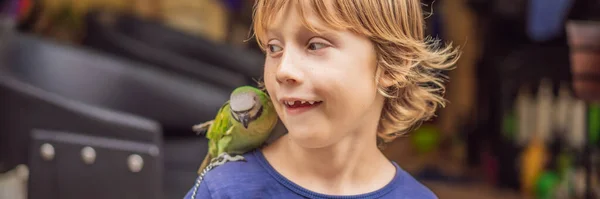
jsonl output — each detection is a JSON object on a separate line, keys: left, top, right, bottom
{"left": 266, "top": 1, "right": 331, "bottom": 35}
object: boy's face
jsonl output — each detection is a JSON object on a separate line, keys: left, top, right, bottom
{"left": 263, "top": 4, "right": 385, "bottom": 148}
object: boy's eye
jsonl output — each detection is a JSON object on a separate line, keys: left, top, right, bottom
{"left": 268, "top": 44, "right": 283, "bottom": 53}
{"left": 308, "top": 42, "right": 327, "bottom": 51}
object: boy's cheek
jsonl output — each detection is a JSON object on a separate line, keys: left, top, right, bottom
{"left": 263, "top": 73, "right": 277, "bottom": 93}
{"left": 268, "top": 95, "right": 283, "bottom": 116}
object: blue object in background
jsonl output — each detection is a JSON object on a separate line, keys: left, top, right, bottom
{"left": 431, "top": 7, "right": 444, "bottom": 41}
{"left": 527, "top": 0, "right": 573, "bottom": 42}
{"left": 221, "top": 0, "right": 243, "bottom": 12}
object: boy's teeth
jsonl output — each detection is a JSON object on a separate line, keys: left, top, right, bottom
{"left": 285, "top": 100, "right": 322, "bottom": 106}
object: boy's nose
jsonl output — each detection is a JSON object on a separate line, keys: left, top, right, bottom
{"left": 275, "top": 53, "right": 303, "bottom": 85}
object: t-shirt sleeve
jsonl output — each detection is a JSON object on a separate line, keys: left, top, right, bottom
{"left": 183, "top": 177, "right": 212, "bottom": 199}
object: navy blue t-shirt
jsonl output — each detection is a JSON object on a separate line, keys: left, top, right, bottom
{"left": 184, "top": 150, "right": 437, "bottom": 199}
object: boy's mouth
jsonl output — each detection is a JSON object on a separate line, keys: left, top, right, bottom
{"left": 281, "top": 99, "right": 323, "bottom": 115}
{"left": 283, "top": 100, "right": 323, "bottom": 108}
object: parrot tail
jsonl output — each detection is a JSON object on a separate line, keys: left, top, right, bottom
{"left": 192, "top": 120, "right": 214, "bottom": 136}
{"left": 197, "top": 153, "right": 212, "bottom": 175}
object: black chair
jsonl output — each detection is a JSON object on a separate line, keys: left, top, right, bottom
{"left": 0, "top": 75, "right": 163, "bottom": 199}
{"left": 107, "top": 11, "right": 265, "bottom": 79}
{"left": 1, "top": 33, "right": 231, "bottom": 137}
{"left": 81, "top": 10, "right": 260, "bottom": 89}
{"left": 0, "top": 33, "right": 225, "bottom": 198}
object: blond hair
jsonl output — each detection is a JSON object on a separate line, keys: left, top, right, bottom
{"left": 251, "top": 0, "right": 460, "bottom": 144}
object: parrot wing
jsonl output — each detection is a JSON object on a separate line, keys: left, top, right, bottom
{"left": 198, "top": 101, "right": 232, "bottom": 174}
{"left": 206, "top": 101, "right": 231, "bottom": 141}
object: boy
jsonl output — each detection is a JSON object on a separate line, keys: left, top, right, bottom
{"left": 185, "top": 0, "right": 459, "bottom": 198}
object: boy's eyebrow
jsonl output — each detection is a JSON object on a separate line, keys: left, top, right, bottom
{"left": 303, "top": 18, "right": 346, "bottom": 39}
{"left": 302, "top": 25, "right": 341, "bottom": 40}
{"left": 264, "top": 19, "right": 339, "bottom": 40}
{"left": 267, "top": 27, "right": 338, "bottom": 41}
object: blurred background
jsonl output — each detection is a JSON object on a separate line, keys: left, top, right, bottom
{"left": 0, "top": 0, "right": 599, "bottom": 198}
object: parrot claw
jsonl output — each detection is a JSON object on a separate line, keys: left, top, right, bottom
{"left": 209, "top": 153, "right": 246, "bottom": 167}
{"left": 192, "top": 153, "right": 245, "bottom": 199}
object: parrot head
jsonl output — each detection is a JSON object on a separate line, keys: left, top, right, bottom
{"left": 229, "top": 86, "right": 266, "bottom": 129}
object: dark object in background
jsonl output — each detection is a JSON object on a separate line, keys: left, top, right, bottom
{"left": 81, "top": 11, "right": 248, "bottom": 90}
{"left": 82, "top": 10, "right": 264, "bottom": 88}
{"left": 569, "top": 0, "right": 600, "bottom": 21}
{"left": 113, "top": 12, "right": 265, "bottom": 79}
{"left": 1, "top": 33, "right": 230, "bottom": 137}
{"left": 465, "top": 0, "right": 532, "bottom": 183}
{"left": 0, "top": 75, "right": 164, "bottom": 199}
{"left": 221, "top": 0, "right": 256, "bottom": 45}
{"left": 465, "top": 0, "right": 574, "bottom": 191}
{"left": 0, "top": 33, "right": 220, "bottom": 198}
{"left": 14, "top": 0, "right": 41, "bottom": 32}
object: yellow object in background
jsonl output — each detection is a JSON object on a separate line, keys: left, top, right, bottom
{"left": 31, "top": 0, "right": 230, "bottom": 44}
{"left": 37, "top": 0, "right": 227, "bottom": 42}
{"left": 520, "top": 135, "right": 549, "bottom": 197}
{"left": 161, "top": 0, "right": 228, "bottom": 42}
{"left": 40, "top": 0, "right": 133, "bottom": 15}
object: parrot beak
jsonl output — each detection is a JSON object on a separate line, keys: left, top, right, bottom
{"left": 240, "top": 113, "right": 250, "bottom": 129}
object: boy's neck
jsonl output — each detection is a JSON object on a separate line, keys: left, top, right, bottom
{"left": 262, "top": 130, "right": 396, "bottom": 195}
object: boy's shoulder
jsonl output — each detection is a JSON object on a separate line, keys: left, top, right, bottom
{"left": 185, "top": 150, "right": 294, "bottom": 199}
{"left": 385, "top": 165, "right": 438, "bottom": 199}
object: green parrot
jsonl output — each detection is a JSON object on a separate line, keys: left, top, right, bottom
{"left": 192, "top": 86, "right": 279, "bottom": 175}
